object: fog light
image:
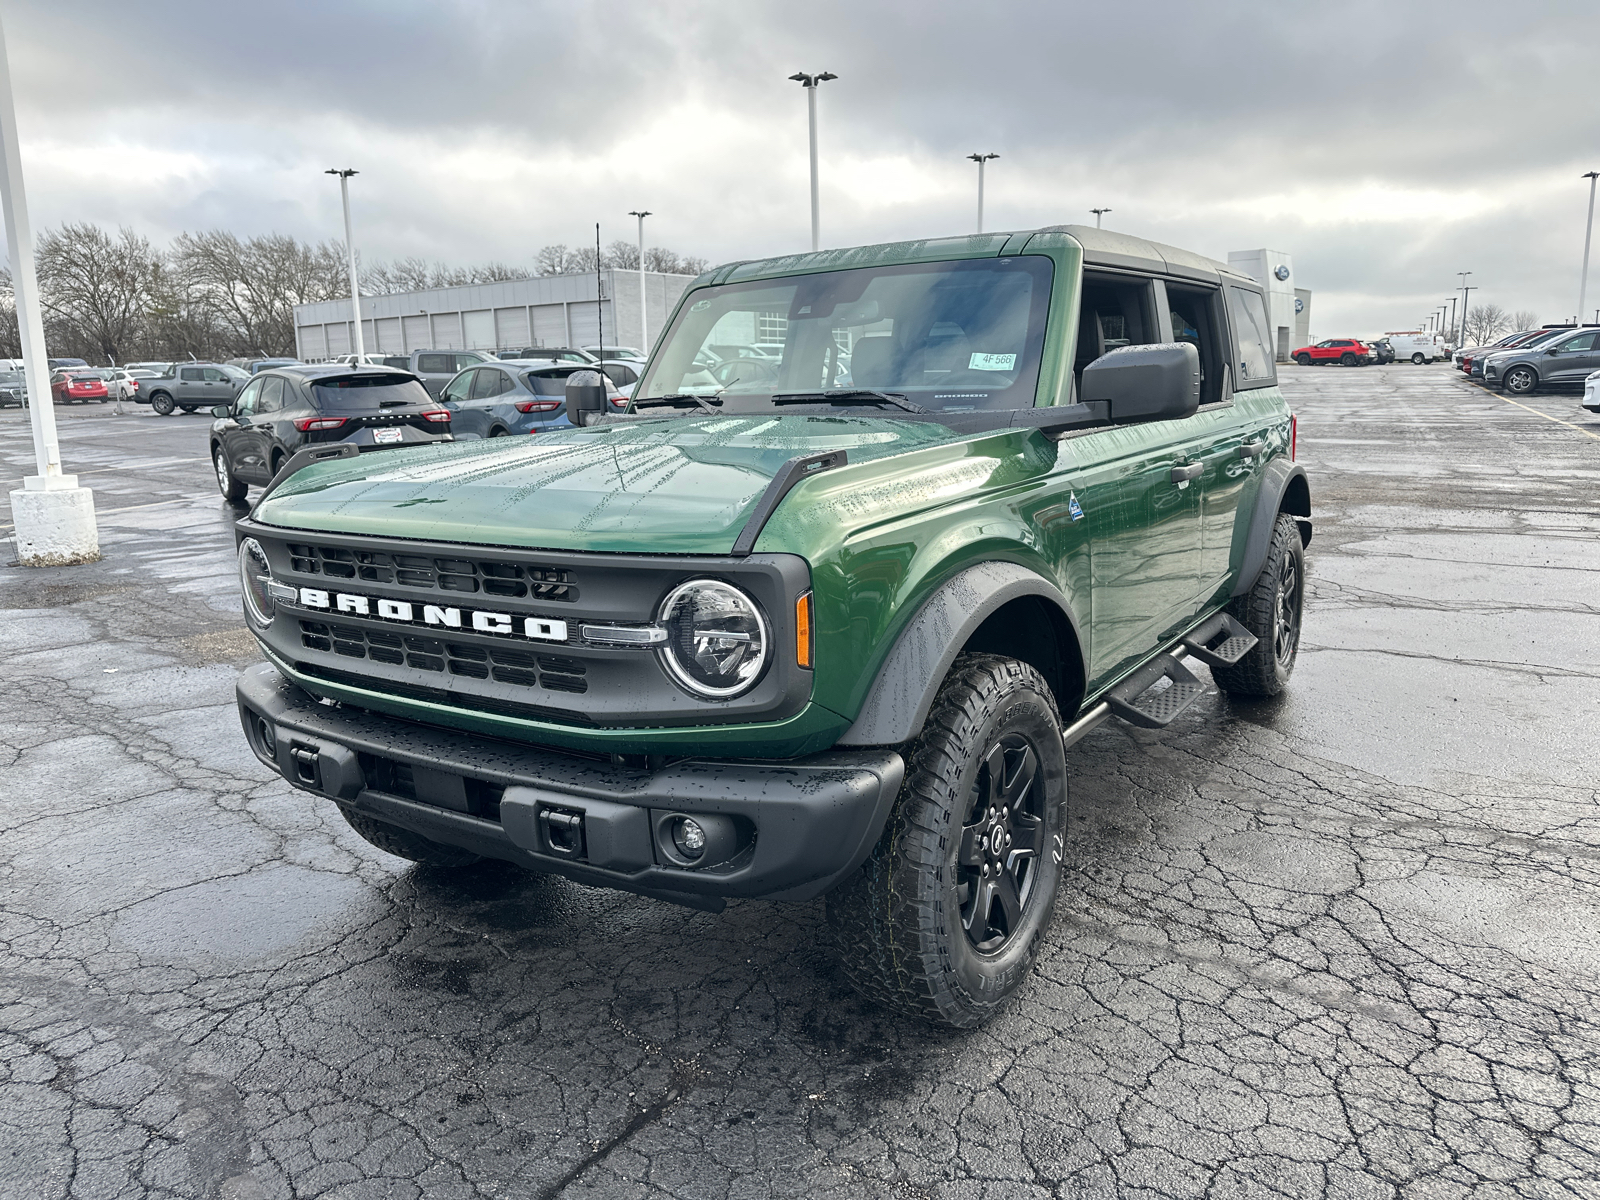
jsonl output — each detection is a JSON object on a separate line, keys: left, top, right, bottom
{"left": 256, "top": 716, "right": 276, "bottom": 757}
{"left": 674, "top": 817, "right": 707, "bottom": 859}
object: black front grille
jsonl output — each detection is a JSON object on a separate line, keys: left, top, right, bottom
{"left": 285, "top": 543, "right": 576, "bottom": 601}
{"left": 297, "top": 661, "right": 594, "bottom": 725}
{"left": 299, "top": 620, "right": 588, "bottom": 694}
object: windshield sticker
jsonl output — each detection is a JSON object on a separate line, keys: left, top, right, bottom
{"left": 1068, "top": 492, "right": 1084, "bottom": 522}
{"left": 968, "top": 353, "right": 1016, "bottom": 371}
{"left": 690, "top": 299, "right": 712, "bottom": 311}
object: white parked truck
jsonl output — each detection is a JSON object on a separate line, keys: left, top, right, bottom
{"left": 1383, "top": 332, "right": 1447, "bottom": 364}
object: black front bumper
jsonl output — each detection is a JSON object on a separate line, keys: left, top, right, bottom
{"left": 236, "top": 664, "right": 903, "bottom": 909}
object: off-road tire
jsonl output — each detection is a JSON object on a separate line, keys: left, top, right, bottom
{"left": 1294, "top": 353, "right": 1311, "bottom": 366}
{"left": 213, "top": 446, "right": 247, "bottom": 502}
{"left": 150, "top": 391, "right": 175, "bottom": 416}
{"left": 827, "top": 654, "right": 1068, "bottom": 1029}
{"left": 1213, "top": 512, "right": 1305, "bottom": 698}
{"left": 341, "top": 808, "right": 483, "bottom": 868}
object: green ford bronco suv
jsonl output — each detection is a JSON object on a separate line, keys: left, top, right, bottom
{"left": 232, "top": 225, "right": 1310, "bottom": 1028}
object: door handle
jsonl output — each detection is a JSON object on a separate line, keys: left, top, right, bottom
{"left": 1238, "top": 440, "right": 1265, "bottom": 460}
{"left": 1170, "top": 462, "right": 1203, "bottom": 484}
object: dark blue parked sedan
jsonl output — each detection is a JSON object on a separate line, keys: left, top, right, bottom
{"left": 436, "top": 360, "right": 627, "bottom": 438}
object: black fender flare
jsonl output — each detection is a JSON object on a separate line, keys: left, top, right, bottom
{"left": 1232, "top": 459, "right": 1312, "bottom": 597}
{"left": 837, "top": 561, "right": 1084, "bottom": 747}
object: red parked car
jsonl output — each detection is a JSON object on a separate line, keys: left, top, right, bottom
{"left": 1291, "top": 338, "right": 1373, "bottom": 367}
{"left": 50, "top": 369, "right": 110, "bottom": 404}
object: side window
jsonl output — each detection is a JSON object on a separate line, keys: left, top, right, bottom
{"left": 1226, "top": 286, "right": 1277, "bottom": 390}
{"left": 442, "top": 371, "right": 475, "bottom": 404}
{"left": 455, "top": 353, "right": 484, "bottom": 372}
{"left": 256, "top": 376, "right": 286, "bottom": 413}
{"left": 417, "top": 353, "right": 452, "bottom": 374}
{"left": 234, "top": 379, "right": 262, "bottom": 416}
{"left": 470, "top": 369, "right": 504, "bottom": 400}
{"left": 602, "top": 364, "right": 637, "bottom": 386}
{"left": 1167, "top": 284, "right": 1230, "bottom": 405}
{"left": 1557, "top": 332, "right": 1596, "bottom": 352}
{"left": 180, "top": 367, "right": 204, "bottom": 382}
{"left": 1075, "top": 274, "right": 1158, "bottom": 383}
{"left": 202, "top": 367, "right": 228, "bottom": 383}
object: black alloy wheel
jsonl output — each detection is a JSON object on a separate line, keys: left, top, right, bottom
{"left": 150, "top": 392, "right": 174, "bottom": 416}
{"left": 1295, "top": 353, "right": 1311, "bottom": 366}
{"left": 1340, "top": 352, "right": 1356, "bottom": 366}
{"left": 1504, "top": 365, "right": 1538, "bottom": 395}
{"left": 955, "top": 735, "right": 1048, "bottom": 954}
{"left": 827, "top": 654, "right": 1068, "bottom": 1029}
{"left": 1214, "top": 512, "right": 1305, "bottom": 698}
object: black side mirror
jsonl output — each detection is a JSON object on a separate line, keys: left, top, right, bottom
{"left": 211, "top": 405, "right": 230, "bottom": 419}
{"left": 1081, "top": 342, "right": 1201, "bottom": 424}
{"left": 565, "top": 370, "right": 609, "bottom": 426}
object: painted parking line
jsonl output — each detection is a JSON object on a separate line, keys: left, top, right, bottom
{"left": 1467, "top": 378, "right": 1600, "bottom": 442}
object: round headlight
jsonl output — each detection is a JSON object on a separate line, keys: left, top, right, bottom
{"left": 657, "top": 579, "right": 769, "bottom": 699}
{"left": 238, "top": 537, "right": 276, "bottom": 627}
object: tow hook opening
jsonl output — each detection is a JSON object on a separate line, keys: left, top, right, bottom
{"left": 537, "top": 805, "right": 587, "bottom": 859}
{"left": 289, "top": 742, "right": 322, "bottom": 788}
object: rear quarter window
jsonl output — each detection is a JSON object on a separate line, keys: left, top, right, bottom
{"left": 1226, "top": 287, "right": 1277, "bottom": 389}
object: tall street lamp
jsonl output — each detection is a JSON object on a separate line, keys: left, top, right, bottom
{"left": 1456, "top": 271, "right": 1472, "bottom": 347}
{"left": 628, "top": 209, "right": 651, "bottom": 352}
{"left": 967, "top": 153, "right": 998, "bottom": 234}
{"left": 326, "top": 169, "right": 364, "bottom": 359}
{"left": 1091, "top": 207, "right": 1112, "bottom": 229}
{"left": 0, "top": 10, "right": 97, "bottom": 565}
{"left": 789, "top": 72, "right": 837, "bottom": 252}
{"left": 1579, "top": 171, "right": 1598, "bottom": 330}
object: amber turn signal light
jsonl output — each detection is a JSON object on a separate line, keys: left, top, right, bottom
{"left": 795, "top": 591, "right": 814, "bottom": 669}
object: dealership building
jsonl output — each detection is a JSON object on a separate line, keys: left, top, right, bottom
{"left": 291, "top": 268, "right": 696, "bottom": 361}
{"left": 1227, "top": 249, "right": 1311, "bottom": 361}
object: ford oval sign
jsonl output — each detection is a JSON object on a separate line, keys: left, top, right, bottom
{"left": 1274, "top": 265, "right": 1291, "bottom": 281}
{"left": 1295, "top": 297, "right": 1305, "bottom": 313}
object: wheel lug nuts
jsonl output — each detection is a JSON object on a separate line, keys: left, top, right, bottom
{"left": 980, "top": 863, "right": 988, "bottom": 876}
{"left": 1006, "top": 833, "right": 1012, "bottom": 846}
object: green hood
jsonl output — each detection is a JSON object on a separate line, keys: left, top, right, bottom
{"left": 253, "top": 414, "right": 964, "bottom": 554}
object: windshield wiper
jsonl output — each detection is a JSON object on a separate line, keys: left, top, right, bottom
{"left": 770, "top": 389, "right": 929, "bottom": 415}
{"left": 632, "top": 393, "right": 724, "bottom": 416}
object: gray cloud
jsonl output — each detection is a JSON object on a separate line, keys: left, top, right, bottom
{"left": 5, "top": 0, "right": 1599, "bottom": 334}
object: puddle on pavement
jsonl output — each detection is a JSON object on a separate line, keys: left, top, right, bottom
{"left": 112, "top": 863, "right": 373, "bottom": 965}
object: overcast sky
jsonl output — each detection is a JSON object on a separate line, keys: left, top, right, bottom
{"left": 6, "top": 0, "right": 1599, "bottom": 336}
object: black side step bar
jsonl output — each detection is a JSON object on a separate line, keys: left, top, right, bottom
{"left": 1102, "top": 654, "right": 1206, "bottom": 729}
{"left": 1179, "top": 610, "right": 1258, "bottom": 668}
{"left": 1061, "top": 609, "right": 1256, "bottom": 749}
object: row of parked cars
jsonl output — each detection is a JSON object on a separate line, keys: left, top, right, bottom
{"left": 203, "top": 347, "right": 654, "bottom": 499}
{"left": 1452, "top": 324, "right": 1600, "bottom": 402}
{"left": 1289, "top": 332, "right": 1451, "bottom": 367}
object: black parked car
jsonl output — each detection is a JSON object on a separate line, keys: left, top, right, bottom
{"left": 208, "top": 366, "right": 452, "bottom": 502}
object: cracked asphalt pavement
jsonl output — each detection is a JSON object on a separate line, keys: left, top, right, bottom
{"left": 3, "top": 367, "right": 1599, "bottom": 1199}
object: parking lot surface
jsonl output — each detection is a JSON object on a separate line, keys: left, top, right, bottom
{"left": 3, "top": 369, "right": 1599, "bottom": 1199}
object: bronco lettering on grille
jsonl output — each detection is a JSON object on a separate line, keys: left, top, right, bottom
{"left": 297, "top": 587, "right": 568, "bottom": 642}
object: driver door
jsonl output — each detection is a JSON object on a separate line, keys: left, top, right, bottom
{"left": 219, "top": 379, "right": 264, "bottom": 480}
{"left": 1543, "top": 331, "right": 1600, "bottom": 383}
{"left": 440, "top": 369, "right": 487, "bottom": 437}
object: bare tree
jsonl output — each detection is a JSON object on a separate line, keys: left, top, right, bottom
{"left": 1463, "top": 303, "right": 1510, "bottom": 347}
{"left": 35, "top": 223, "right": 162, "bottom": 363}
{"left": 1509, "top": 309, "right": 1539, "bottom": 331}
{"left": 643, "top": 246, "right": 707, "bottom": 276}
{"left": 535, "top": 245, "right": 574, "bottom": 275}
{"left": 173, "top": 231, "right": 345, "bottom": 356}
{"left": 0, "top": 266, "right": 19, "bottom": 359}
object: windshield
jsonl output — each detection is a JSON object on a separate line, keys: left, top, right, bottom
{"left": 310, "top": 375, "right": 434, "bottom": 414}
{"left": 638, "top": 257, "right": 1053, "bottom": 412}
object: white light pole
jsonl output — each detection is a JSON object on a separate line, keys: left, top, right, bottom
{"left": 326, "top": 169, "right": 364, "bottom": 360}
{"left": 1579, "top": 172, "right": 1598, "bottom": 330}
{"left": 628, "top": 209, "right": 651, "bottom": 353}
{"left": 1456, "top": 271, "right": 1472, "bottom": 347}
{"left": 0, "top": 12, "right": 97, "bottom": 565}
{"left": 967, "top": 153, "right": 998, "bottom": 234}
{"left": 789, "top": 71, "right": 836, "bottom": 251}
